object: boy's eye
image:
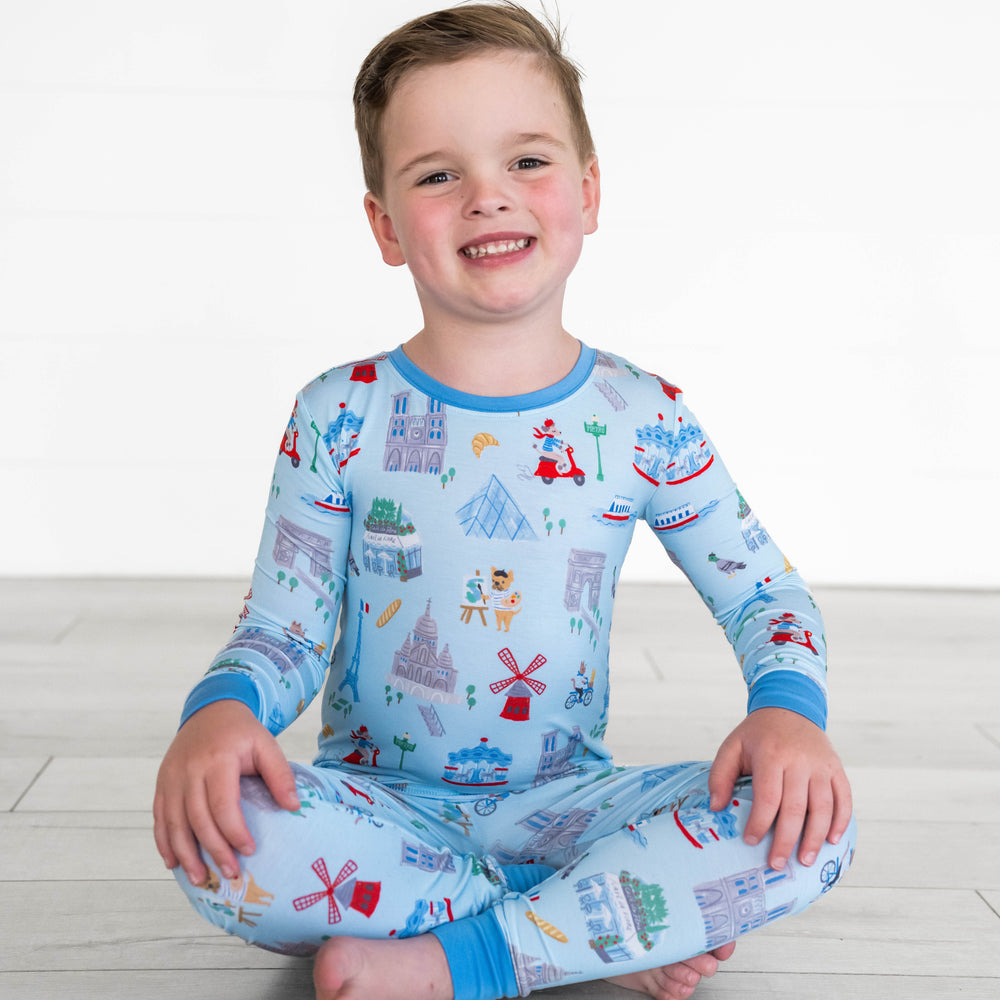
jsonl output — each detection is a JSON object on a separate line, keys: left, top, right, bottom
{"left": 514, "top": 157, "right": 547, "bottom": 170}
{"left": 418, "top": 171, "right": 453, "bottom": 186}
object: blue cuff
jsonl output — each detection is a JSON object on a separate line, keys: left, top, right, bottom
{"left": 747, "top": 670, "right": 827, "bottom": 730}
{"left": 430, "top": 909, "right": 519, "bottom": 1000}
{"left": 501, "top": 864, "right": 555, "bottom": 892}
{"left": 179, "top": 673, "right": 261, "bottom": 729}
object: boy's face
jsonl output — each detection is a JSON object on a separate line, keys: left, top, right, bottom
{"left": 364, "top": 51, "right": 600, "bottom": 334}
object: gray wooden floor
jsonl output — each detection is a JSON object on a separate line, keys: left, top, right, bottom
{"left": 2, "top": 579, "right": 998, "bottom": 998}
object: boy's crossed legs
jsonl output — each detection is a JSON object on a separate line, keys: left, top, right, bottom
{"left": 312, "top": 934, "right": 737, "bottom": 1000}
{"left": 174, "top": 760, "right": 855, "bottom": 999}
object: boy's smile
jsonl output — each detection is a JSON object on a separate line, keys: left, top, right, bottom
{"left": 364, "top": 51, "right": 600, "bottom": 339}
{"left": 459, "top": 235, "right": 532, "bottom": 262}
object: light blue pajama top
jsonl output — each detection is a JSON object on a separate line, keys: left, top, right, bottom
{"left": 182, "top": 345, "right": 828, "bottom": 792}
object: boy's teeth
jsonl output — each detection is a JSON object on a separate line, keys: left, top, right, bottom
{"left": 462, "top": 238, "right": 530, "bottom": 259}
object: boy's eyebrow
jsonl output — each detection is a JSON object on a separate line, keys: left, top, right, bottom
{"left": 397, "top": 151, "right": 450, "bottom": 179}
{"left": 396, "top": 132, "right": 570, "bottom": 178}
{"left": 513, "top": 131, "right": 569, "bottom": 152}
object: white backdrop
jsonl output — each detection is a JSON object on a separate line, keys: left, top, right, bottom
{"left": 1, "top": 0, "right": 996, "bottom": 586}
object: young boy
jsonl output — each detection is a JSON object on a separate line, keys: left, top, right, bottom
{"left": 154, "top": 5, "right": 855, "bottom": 999}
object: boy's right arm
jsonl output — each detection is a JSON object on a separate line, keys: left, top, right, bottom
{"left": 153, "top": 699, "right": 300, "bottom": 886}
{"left": 153, "top": 387, "right": 350, "bottom": 885}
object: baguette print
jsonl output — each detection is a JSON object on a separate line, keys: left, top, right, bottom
{"left": 525, "top": 910, "right": 568, "bottom": 943}
{"left": 376, "top": 599, "right": 402, "bottom": 628}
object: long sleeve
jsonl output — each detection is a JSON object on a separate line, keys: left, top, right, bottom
{"left": 180, "top": 391, "right": 351, "bottom": 734}
{"left": 640, "top": 391, "right": 828, "bottom": 729}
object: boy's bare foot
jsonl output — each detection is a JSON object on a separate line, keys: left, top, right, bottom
{"left": 605, "top": 942, "right": 736, "bottom": 1000}
{"left": 313, "top": 933, "right": 454, "bottom": 1000}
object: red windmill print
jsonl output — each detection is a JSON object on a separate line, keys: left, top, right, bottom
{"left": 292, "top": 858, "right": 381, "bottom": 924}
{"left": 490, "top": 647, "right": 546, "bottom": 721}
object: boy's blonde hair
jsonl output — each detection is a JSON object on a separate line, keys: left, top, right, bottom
{"left": 354, "top": 1, "right": 595, "bottom": 198}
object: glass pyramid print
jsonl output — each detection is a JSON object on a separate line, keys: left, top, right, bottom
{"left": 456, "top": 475, "right": 537, "bottom": 541}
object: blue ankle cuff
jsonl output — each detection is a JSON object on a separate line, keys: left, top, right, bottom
{"left": 430, "top": 909, "right": 519, "bottom": 1000}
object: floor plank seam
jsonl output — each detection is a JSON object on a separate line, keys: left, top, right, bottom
{"left": 975, "top": 723, "right": 1000, "bottom": 753}
{"left": 8, "top": 756, "right": 53, "bottom": 813}
{"left": 641, "top": 647, "right": 664, "bottom": 680}
{"left": 52, "top": 616, "right": 81, "bottom": 645}
{"left": 976, "top": 890, "right": 1000, "bottom": 921}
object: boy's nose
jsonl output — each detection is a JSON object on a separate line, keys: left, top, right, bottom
{"left": 469, "top": 203, "right": 509, "bottom": 216}
{"left": 463, "top": 177, "right": 513, "bottom": 217}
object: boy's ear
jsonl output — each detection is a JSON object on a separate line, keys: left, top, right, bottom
{"left": 582, "top": 155, "right": 601, "bottom": 236}
{"left": 364, "top": 193, "right": 407, "bottom": 267}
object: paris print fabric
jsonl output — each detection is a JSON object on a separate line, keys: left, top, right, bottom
{"left": 183, "top": 344, "right": 828, "bottom": 791}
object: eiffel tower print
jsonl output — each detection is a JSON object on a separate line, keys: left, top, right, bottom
{"left": 340, "top": 598, "right": 368, "bottom": 701}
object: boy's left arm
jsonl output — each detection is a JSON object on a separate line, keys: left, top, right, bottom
{"left": 639, "top": 387, "right": 852, "bottom": 870}
{"left": 708, "top": 705, "right": 853, "bottom": 870}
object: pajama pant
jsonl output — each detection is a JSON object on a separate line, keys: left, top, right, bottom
{"left": 175, "top": 758, "right": 856, "bottom": 998}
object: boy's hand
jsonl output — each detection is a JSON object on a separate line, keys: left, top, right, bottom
{"left": 152, "top": 700, "right": 300, "bottom": 887}
{"left": 708, "top": 706, "right": 852, "bottom": 871}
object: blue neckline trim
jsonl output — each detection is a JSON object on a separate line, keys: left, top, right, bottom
{"left": 388, "top": 343, "right": 595, "bottom": 412}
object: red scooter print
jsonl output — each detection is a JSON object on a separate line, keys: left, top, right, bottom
{"left": 280, "top": 425, "right": 301, "bottom": 468}
{"left": 280, "top": 402, "right": 302, "bottom": 468}
{"left": 766, "top": 613, "right": 819, "bottom": 655}
{"left": 534, "top": 445, "right": 586, "bottom": 486}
